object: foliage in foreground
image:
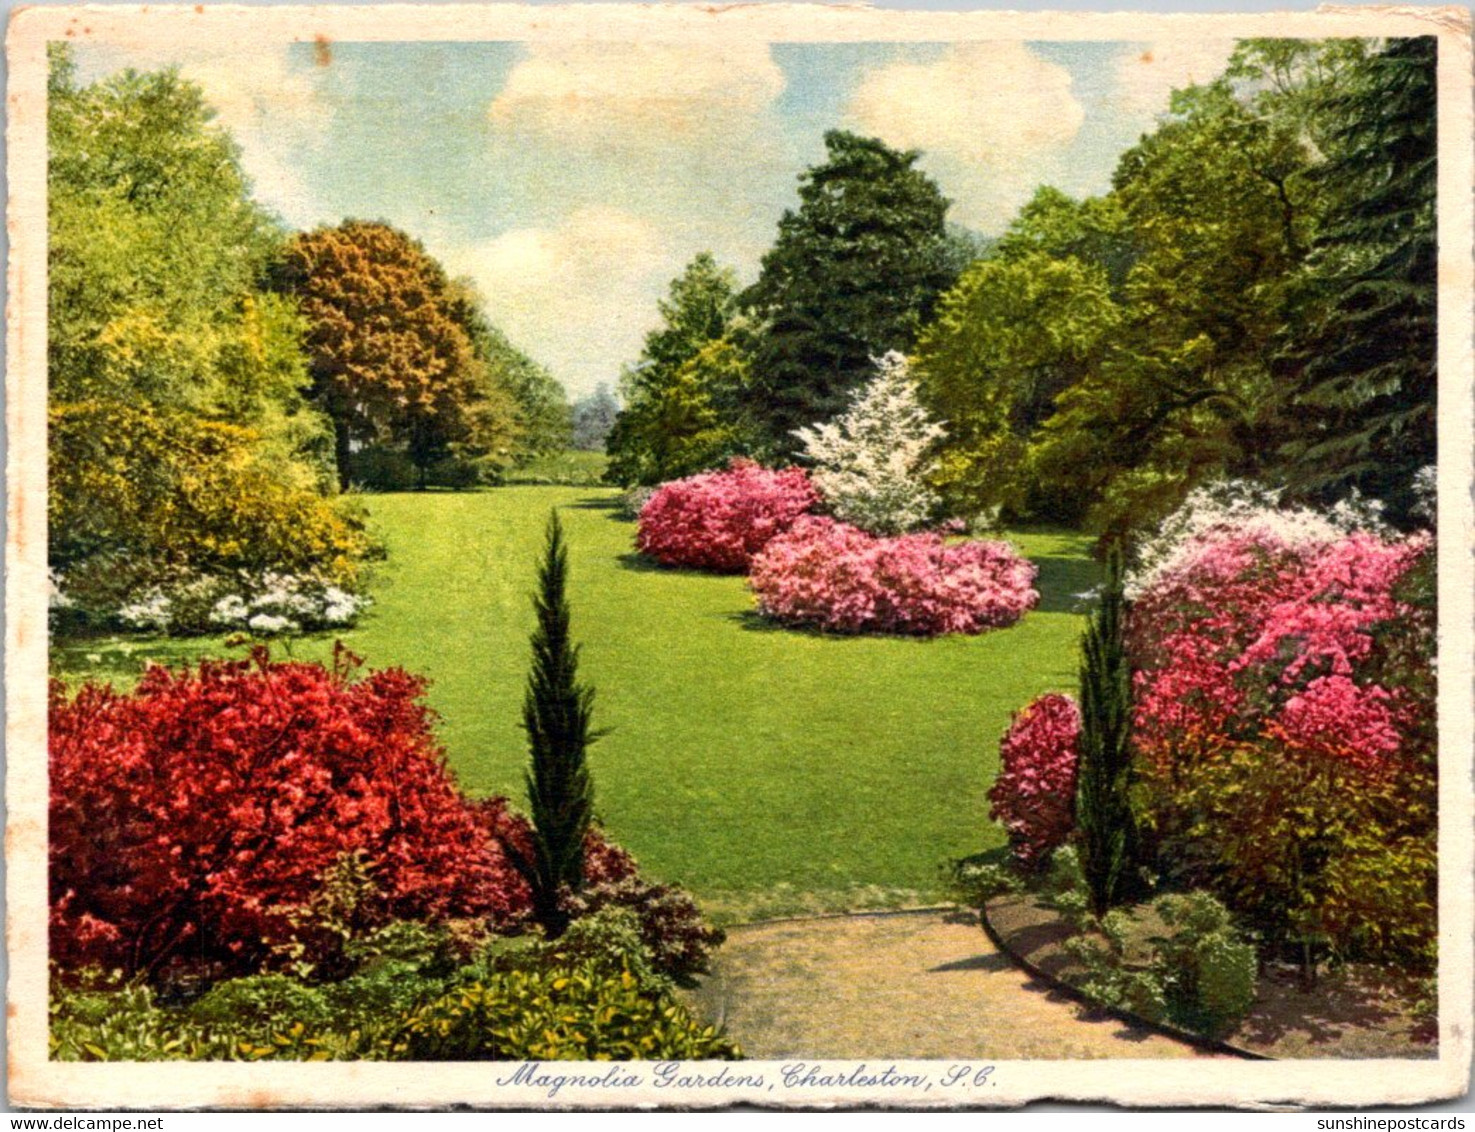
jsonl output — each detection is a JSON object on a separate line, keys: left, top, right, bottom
{"left": 1052, "top": 871, "right": 1258, "bottom": 1039}
{"left": 1129, "top": 489, "right": 1436, "bottom": 969}
{"left": 987, "top": 693, "right": 1081, "bottom": 867}
{"left": 749, "top": 516, "right": 1038, "bottom": 637}
{"left": 1075, "top": 543, "right": 1136, "bottom": 917}
{"left": 49, "top": 647, "right": 529, "bottom": 979}
{"left": 51, "top": 911, "right": 738, "bottom": 1062}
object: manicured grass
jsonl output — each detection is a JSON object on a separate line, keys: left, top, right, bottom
{"left": 52, "top": 489, "right": 1096, "bottom": 918}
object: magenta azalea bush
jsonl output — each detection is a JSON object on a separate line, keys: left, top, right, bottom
{"left": 1129, "top": 525, "right": 1432, "bottom": 778}
{"left": 749, "top": 516, "right": 1038, "bottom": 636}
{"left": 635, "top": 458, "right": 819, "bottom": 573}
{"left": 1126, "top": 504, "right": 1436, "bottom": 963}
{"left": 988, "top": 693, "right": 1081, "bottom": 867}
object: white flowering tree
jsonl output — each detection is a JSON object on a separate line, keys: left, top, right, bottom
{"left": 793, "top": 351, "right": 946, "bottom": 535}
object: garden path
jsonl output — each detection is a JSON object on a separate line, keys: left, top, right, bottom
{"left": 687, "top": 910, "right": 1214, "bottom": 1060}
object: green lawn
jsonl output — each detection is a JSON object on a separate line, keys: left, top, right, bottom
{"left": 52, "top": 488, "right": 1097, "bottom": 919}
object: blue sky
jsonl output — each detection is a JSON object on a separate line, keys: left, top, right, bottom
{"left": 75, "top": 37, "right": 1238, "bottom": 397}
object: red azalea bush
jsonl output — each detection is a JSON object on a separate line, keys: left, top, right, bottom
{"left": 1128, "top": 514, "right": 1437, "bottom": 964}
{"left": 50, "top": 647, "right": 534, "bottom": 978}
{"left": 749, "top": 515, "right": 1038, "bottom": 636}
{"left": 987, "top": 693, "right": 1081, "bottom": 867}
{"left": 635, "top": 458, "right": 819, "bottom": 572}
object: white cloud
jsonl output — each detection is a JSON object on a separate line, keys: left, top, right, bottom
{"left": 487, "top": 40, "right": 785, "bottom": 150}
{"left": 446, "top": 207, "right": 673, "bottom": 398}
{"left": 848, "top": 43, "right": 1084, "bottom": 170}
{"left": 845, "top": 43, "right": 1085, "bottom": 230}
{"left": 1112, "top": 40, "right": 1238, "bottom": 117}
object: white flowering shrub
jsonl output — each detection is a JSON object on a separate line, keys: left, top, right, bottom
{"left": 1126, "top": 479, "right": 1390, "bottom": 600}
{"left": 94, "top": 568, "right": 370, "bottom": 637}
{"left": 793, "top": 351, "right": 946, "bottom": 536}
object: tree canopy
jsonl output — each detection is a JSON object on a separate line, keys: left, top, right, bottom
{"left": 1271, "top": 37, "right": 1437, "bottom": 522}
{"left": 274, "top": 221, "right": 499, "bottom": 488}
{"left": 605, "top": 253, "right": 750, "bottom": 486}
{"left": 741, "top": 131, "right": 954, "bottom": 452}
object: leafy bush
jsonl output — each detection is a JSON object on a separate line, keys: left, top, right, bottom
{"left": 49, "top": 648, "right": 531, "bottom": 979}
{"left": 188, "top": 974, "right": 332, "bottom": 1031}
{"left": 1128, "top": 491, "right": 1437, "bottom": 968}
{"left": 1151, "top": 892, "right": 1258, "bottom": 1036}
{"left": 1059, "top": 891, "right": 1256, "bottom": 1037}
{"left": 793, "top": 351, "right": 945, "bottom": 535}
{"left": 562, "top": 876, "right": 727, "bottom": 982}
{"left": 941, "top": 857, "right": 1023, "bottom": 908}
{"left": 618, "top": 484, "right": 657, "bottom": 521}
{"left": 988, "top": 693, "right": 1081, "bottom": 867}
{"left": 50, "top": 401, "right": 372, "bottom": 588}
{"left": 54, "top": 565, "right": 372, "bottom": 638}
{"left": 749, "top": 516, "right": 1038, "bottom": 636}
{"left": 635, "top": 458, "right": 818, "bottom": 572}
{"left": 390, "top": 959, "right": 740, "bottom": 1061}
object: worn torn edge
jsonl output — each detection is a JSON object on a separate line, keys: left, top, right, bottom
{"left": 5, "top": 2, "right": 1472, "bottom": 1111}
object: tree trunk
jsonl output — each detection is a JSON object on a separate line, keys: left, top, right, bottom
{"left": 333, "top": 419, "right": 353, "bottom": 493}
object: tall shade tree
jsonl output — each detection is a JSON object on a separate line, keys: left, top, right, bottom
{"left": 46, "top": 44, "right": 332, "bottom": 486}
{"left": 1272, "top": 37, "right": 1437, "bottom": 523}
{"left": 46, "top": 46, "right": 363, "bottom": 595}
{"left": 742, "top": 131, "right": 953, "bottom": 453}
{"left": 447, "top": 279, "right": 572, "bottom": 464}
{"left": 914, "top": 251, "right": 1120, "bottom": 523}
{"left": 605, "top": 253, "right": 748, "bottom": 486}
{"left": 516, "top": 511, "right": 600, "bottom": 939}
{"left": 274, "top": 221, "right": 491, "bottom": 489}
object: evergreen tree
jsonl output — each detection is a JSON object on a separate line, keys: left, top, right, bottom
{"left": 1274, "top": 37, "right": 1436, "bottom": 522}
{"left": 1076, "top": 543, "right": 1136, "bottom": 917}
{"left": 742, "top": 131, "right": 953, "bottom": 453}
{"left": 517, "top": 510, "right": 600, "bottom": 938}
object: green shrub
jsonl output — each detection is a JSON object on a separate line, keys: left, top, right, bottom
{"left": 941, "top": 857, "right": 1023, "bottom": 908}
{"left": 1056, "top": 890, "right": 1258, "bottom": 1039}
{"left": 188, "top": 974, "right": 331, "bottom": 1031}
{"left": 390, "top": 960, "right": 740, "bottom": 1061}
{"left": 1152, "top": 892, "right": 1258, "bottom": 1036}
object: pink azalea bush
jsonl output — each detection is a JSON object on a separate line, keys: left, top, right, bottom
{"left": 749, "top": 516, "right": 1038, "bottom": 636}
{"left": 1129, "top": 522, "right": 1431, "bottom": 779}
{"left": 988, "top": 693, "right": 1081, "bottom": 867}
{"left": 635, "top": 458, "right": 819, "bottom": 573}
{"left": 1126, "top": 491, "right": 1436, "bottom": 964}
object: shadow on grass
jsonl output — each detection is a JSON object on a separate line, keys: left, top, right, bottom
{"left": 564, "top": 494, "right": 624, "bottom": 513}
{"left": 725, "top": 609, "right": 944, "bottom": 644}
{"left": 929, "top": 952, "right": 1015, "bottom": 975}
{"left": 615, "top": 551, "right": 733, "bottom": 580}
{"left": 1031, "top": 553, "right": 1102, "bottom": 615}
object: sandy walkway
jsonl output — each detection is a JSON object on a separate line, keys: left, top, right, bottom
{"left": 688, "top": 910, "right": 1216, "bottom": 1060}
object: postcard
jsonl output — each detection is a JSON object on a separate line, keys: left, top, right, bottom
{"left": 7, "top": 2, "right": 1473, "bottom": 1110}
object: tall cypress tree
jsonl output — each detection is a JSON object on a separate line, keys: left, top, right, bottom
{"left": 517, "top": 510, "right": 599, "bottom": 938}
{"left": 1076, "top": 543, "right": 1135, "bottom": 917}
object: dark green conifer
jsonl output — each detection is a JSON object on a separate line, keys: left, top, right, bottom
{"left": 1076, "top": 542, "right": 1136, "bottom": 917}
{"left": 517, "top": 510, "right": 599, "bottom": 938}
